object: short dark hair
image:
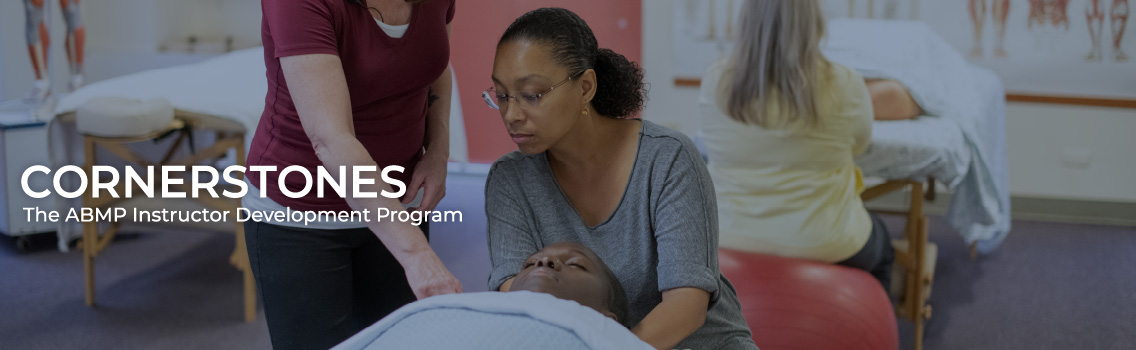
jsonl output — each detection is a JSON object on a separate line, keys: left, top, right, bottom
{"left": 498, "top": 8, "right": 647, "bottom": 119}
{"left": 590, "top": 251, "right": 631, "bottom": 328}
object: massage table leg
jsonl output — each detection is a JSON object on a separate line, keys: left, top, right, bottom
{"left": 80, "top": 124, "right": 180, "bottom": 308}
{"left": 865, "top": 179, "right": 936, "bottom": 350}
{"left": 906, "top": 183, "right": 933, "bottom": 350}
{"left": 82, "top": 138, "right": 96, "bottom": 307}
{"left": 83, "top": 225, "right": 95, "bottom": 306}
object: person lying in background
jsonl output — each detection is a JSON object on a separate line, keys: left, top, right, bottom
{"left": 331, "top": 242, "right": 653, "bottom": 350}
{"left": 699, "top": 0, "right": 894, "bottom": 289}
{"left": 865, "top": 79, "right": 922, "bottom": 120}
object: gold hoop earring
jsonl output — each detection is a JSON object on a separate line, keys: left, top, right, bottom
{"left": 582, "top": 108, "right": 590, "bottom": 116}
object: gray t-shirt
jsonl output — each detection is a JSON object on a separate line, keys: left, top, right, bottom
{"left": 485, "top": 120, "right": 758, "bottom": 350}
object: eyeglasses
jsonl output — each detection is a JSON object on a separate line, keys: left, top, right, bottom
{"left": 483, "top": 70, "right": 585, "bottom": 111}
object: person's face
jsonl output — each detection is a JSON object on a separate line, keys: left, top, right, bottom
{"left": 490, "top": 40, "right": 597, "bottom": 155}
{"left": 510, "top": 242, "right": 616, "bottom": 320}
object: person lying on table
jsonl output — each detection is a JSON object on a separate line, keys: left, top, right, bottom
{"left": 332, "top": 242, "right": 652, "bottom": 350}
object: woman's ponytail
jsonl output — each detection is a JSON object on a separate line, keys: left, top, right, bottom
{"left": 591, "top": 48, "right": 647, "bottom": 118}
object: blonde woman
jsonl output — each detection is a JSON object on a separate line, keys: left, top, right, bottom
{"left": 699, "top": 0, "right": 894, "bottom": 288}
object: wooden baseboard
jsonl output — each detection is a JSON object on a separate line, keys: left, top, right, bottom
{"left": 1004, "top": 94, "right": 1136, "bottom": 109}
{"left": 673, "top": 78, "right": 1136, "bottom": 109}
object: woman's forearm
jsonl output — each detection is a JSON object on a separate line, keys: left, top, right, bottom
{"left": 632, "top": 288, "right": 710, "bottom": 350}
{"left": 278, "top": 53, "right": 459, "bottom": 298}
{"left": 311, "top": 135, "right": 434, "bottom": 262}
{"left": 279, "top": 54, "right": 435, "bottom": 264}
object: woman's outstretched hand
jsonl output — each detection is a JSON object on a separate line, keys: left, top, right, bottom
{"left": 403, "top": 248, "right": 463, "bottom": 299}
{"left": 404, "top": 150, "right": 448, "bottom": 212}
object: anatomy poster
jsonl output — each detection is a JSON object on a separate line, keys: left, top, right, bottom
{"left": 672, "top": 0, "right": 920, "bottom": 80}
{"left": 672, "top": 0, "right": 922, "bottom": 81}
{"left": 673, "top": 0, "right": 1136, "bottom": 100}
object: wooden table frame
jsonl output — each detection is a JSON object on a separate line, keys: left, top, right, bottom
{"left": 861, "top": 178, "right": 938, "bottom": 350}
{"left": 64, "top": 111, "right": 256, "bottom": 322}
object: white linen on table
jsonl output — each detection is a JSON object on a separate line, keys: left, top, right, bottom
{"left": 824, "top": 19, "right": 1011, "bottom": 252}
{"left": 53, "top": 48, "right": 471, "bottom": 160}
{"left": 55, "top": 47, "right": 268, "bottom": 148}
{"left": 332, "top": 291, "right": 653, "bottom": 350}
{"left": 854, "top": 114, "right": 969, "bottom": 188}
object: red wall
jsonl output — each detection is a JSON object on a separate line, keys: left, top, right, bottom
{"left": 450, "top": 0, "right": 642, "bottom": 163}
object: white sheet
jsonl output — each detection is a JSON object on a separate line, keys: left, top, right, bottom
{"left": 333, "top": 291, "right": 653, "bottom": 350}
{"left": 53, "top": 47, "right": 471, "bottom": 161}
{"left": 55, "top": 48, "right": 268, "bottom": 149}
{"left": 824, "top": 19, "right": 1012, "bottom": 252}
{"left": 853, "top": 66, "right": 1007, "bottom": 191}
{"left": 855, "top": 115, "right": 970, "bottom": 188}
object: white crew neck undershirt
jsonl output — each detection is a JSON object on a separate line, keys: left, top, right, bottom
{"left": 376, "top": 18, "right": 409, "bottom": 39}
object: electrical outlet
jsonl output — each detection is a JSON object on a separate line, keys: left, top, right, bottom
{"left": 1060, "top": 147, "right": 1091, "bottom": 169}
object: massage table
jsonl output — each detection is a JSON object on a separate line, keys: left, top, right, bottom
{"left": 52, "top": 53, "right": 257, "bottom": 320}
{"left": 332, "top": 291, "right": 653, "bottom": 350}
{"left": 842, "top": 62, "right": 1006, "bottom": 349}
{"left": 48, "top": 47, "right": 469, "bottom": 322}
{"left": 847, "top": 66, "right": 1006, "bottom": 350}
{"left": 695, "top": 19, "right": 1009, "bottom": 350}
{"left": 829, "top": 19, "right": 1010, "bottom": 350}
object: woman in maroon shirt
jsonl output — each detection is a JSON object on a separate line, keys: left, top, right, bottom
{"left": 247, "top": 0, "right": 461, "bottom": 348}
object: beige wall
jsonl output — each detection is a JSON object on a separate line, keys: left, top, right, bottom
{"left": 1002, "top": 103, "right": 1136, "bottom": 202}
{"left": 642, "top": 1, "right": 1136, "bottom": 203}
{"left": 0, "top": 0, "right": 261, "bottom": 100}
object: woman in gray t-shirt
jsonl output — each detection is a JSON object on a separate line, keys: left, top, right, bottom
{"left": 481, "top": 8, "right": 758, "bottom": 350}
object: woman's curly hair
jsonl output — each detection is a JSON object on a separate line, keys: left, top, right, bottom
{"left": 499, "top": 8, "right": 647, "bottom": 118}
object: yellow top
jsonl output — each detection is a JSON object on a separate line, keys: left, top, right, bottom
{"left": 698, "top": 60, "right": 874, "bottom": 262}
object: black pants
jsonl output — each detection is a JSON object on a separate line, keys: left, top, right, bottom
{"left": 245, "top": 221, "right": 428, "bottom": 350}
{"left": 836, "top": 213, "right": 894, "bottom": 290}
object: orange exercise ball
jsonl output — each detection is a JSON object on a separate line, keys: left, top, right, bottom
{"left": 719, "top": 248, "right": 898, "bottom": 350}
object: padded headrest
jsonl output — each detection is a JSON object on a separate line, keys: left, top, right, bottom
{"left": 76, "top": 96, "right": 175, "bottom": 138}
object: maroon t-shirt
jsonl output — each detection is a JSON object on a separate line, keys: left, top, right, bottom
{"left": 250, "top": 0, "right": 455, "bottom": 211}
